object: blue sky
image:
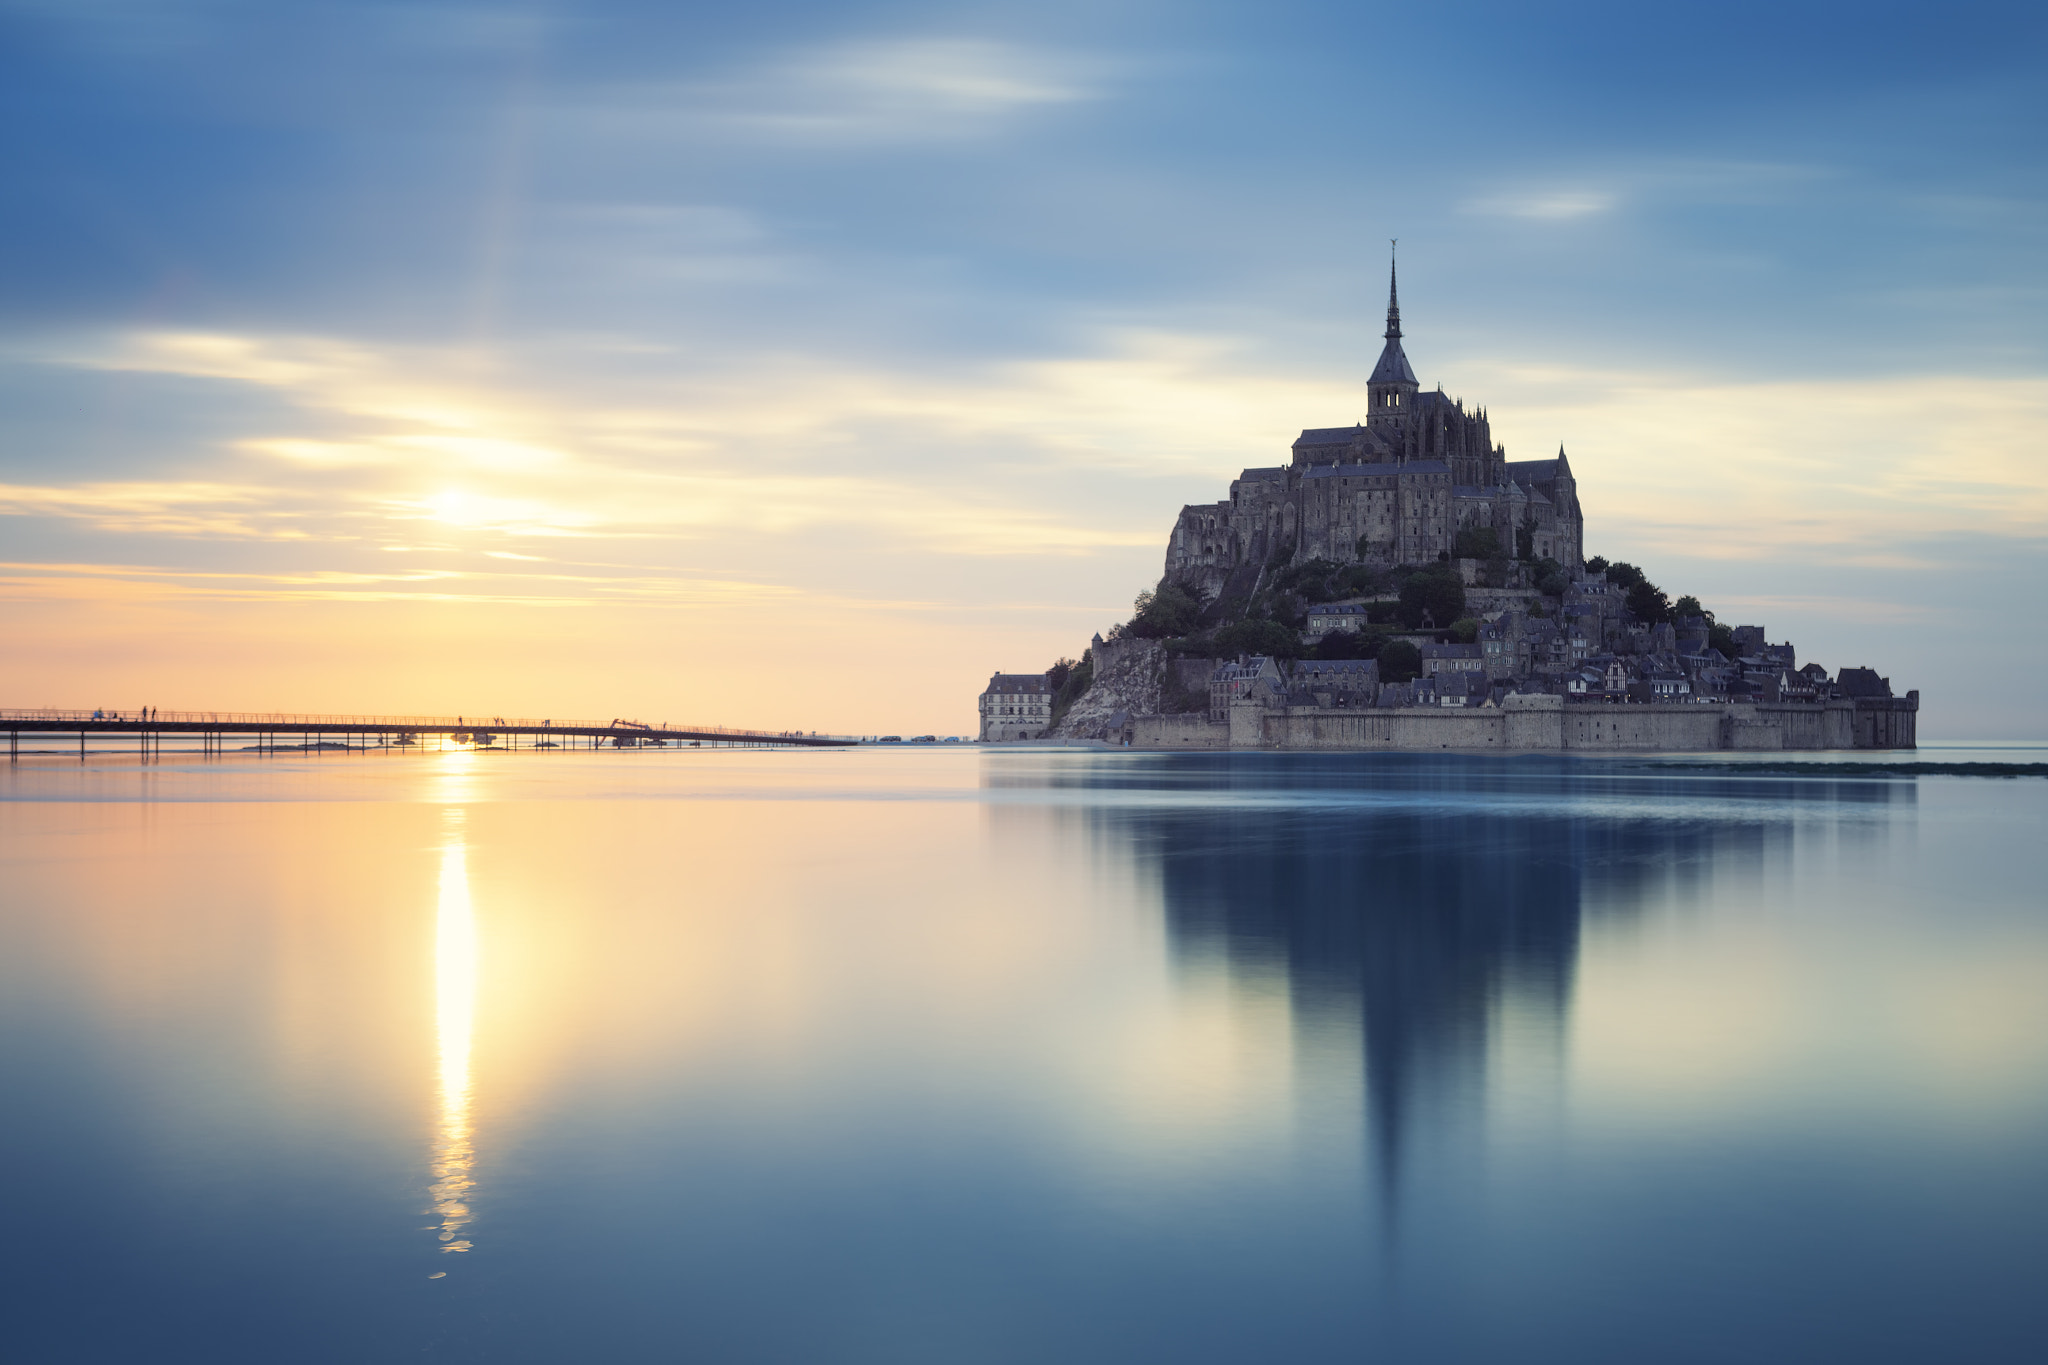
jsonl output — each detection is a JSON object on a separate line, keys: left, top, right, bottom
{"left": 2, "top": 0, "right": 2043, "bottom": 734}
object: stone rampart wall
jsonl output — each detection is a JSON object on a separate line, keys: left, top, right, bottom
{"left": 1132, "top": 714, "right": 1229, "bottom": 749}
{"left": 1129, "top": 695, "right": 1915, "bottom": 752}
{"left": 1560, "top": 703, "right": 1727, "bottom": 750}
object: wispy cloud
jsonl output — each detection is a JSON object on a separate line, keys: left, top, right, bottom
{"left": 0, "top": 559, "right": 842, "bottom": 610}
{"left": 1461, "top": 161, "right": 1830, "bottom": 220}
{"left": 1463, "top": 189, "right": 1618, "bottom": 220}
{"left": 0, "top": 480, "right": 321, "bottom": 539}
{"left": 36, "top": 327, "right": 2048, "bottom": 571}
{"left": 48, "top": 327, "right": 1306, "bottom": 555}
{"left": 569, "top": 38, "right": 1111, "bottom": 147}
{"left": 1463, "top": 360, "right": 2048, "bottom": 557}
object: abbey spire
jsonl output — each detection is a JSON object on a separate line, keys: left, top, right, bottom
{"left": 1366, "top": 245, "right": 1419, "bottom": 425}
{"left": 1384, "top": 250, "right": 1403, "bottom": 340}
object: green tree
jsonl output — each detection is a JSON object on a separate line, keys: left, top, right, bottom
{"left": 1268, "top": 592, "right": 1308, "bottom": 629}
{"left": 1534, "top": 558, "right": 1570, "bottom": 596}
{"left": 1267, "top": 557, "right": 1352, "bottom": 604}
{"left": 1379, "top": 639, "right": 1423, "bottom": 683}
{"left": 1605, "top": 560, "right": 1646, "bottom": 590}
{"left": 1399, "top": 566, "right": 1466, "bottom": 629}
{"left": 1448, "top": 617, "right": 1481, "bottom": 644}
{"left": 1123, "top": 579, "right": 1201, "bottom": 639}
{"left": 1708, "top": 622, "right": 1737, "bottom": 658}
{"left": 1047, "top": 654, "right": 1095, "bottom": 727}
{"left": 1585, "top": 555, "right": 1609, "bottom": 576}
{"left": 1452, "top": 526, "right": 1501, "bottom": 559}
{"left": 1671, "top": 594, "right": 1708, "bottom": 622}
{"left": 1214, "top": 618, "right": 1300, "bottom": 658}
{"left": 1626, "top": 580, "right": 1671, "bottom": 624}
{"left": 1338, "top": 564, "right": 1383, "bottom": 596}
{"left": 1315, "top": 629, "right": 1368, "bottom": 660}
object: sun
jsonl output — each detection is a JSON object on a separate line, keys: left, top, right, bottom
{"left": 426, "top": 489, "right": 487, "bottom": 526}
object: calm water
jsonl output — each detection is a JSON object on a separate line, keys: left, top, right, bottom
{"left": 3, "top": 746, "right": 2046, "bottom": 1363}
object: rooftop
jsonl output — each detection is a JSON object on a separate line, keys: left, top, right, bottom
{"left": 1303, "top": 460, "right": 1451, "bottom": 480}
{"left": 984, "top": 673, "right": 1050, "bottom": 694}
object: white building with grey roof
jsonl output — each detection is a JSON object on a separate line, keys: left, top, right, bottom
{"left": 979, "top": 672, "right": 1052, "bottom": 742}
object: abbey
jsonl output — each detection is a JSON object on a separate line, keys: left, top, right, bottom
{"left": 1166, "top": 263, "right": 1582, "bottom": 597}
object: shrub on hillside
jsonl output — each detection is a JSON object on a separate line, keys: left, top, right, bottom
{"left": 1047, "top": 655, "right": 1094, "bottom": 727}
{"left": 1315, "top": 629, "right": 1369, "bottom": 660}
{"left": 1120, "top": 579, "right": 1201, "bottom": 639}
{"left": 1379, "top": 639, "right": 1423, "bottom": 683}
{"left": 1214, "top": 618, "right": 1301, "bottom": 659}
{"left": 1267, "top": 557, "right": 1385, "bottom": 606}
{"left": 1338, "top": 564, "right": 1384, "bottom": 596}
{"left": 1453, "top": 526, "right": 1501, "bottom": 559}
{"left": 1398, "top": 566, "right": 1467, "bottom": 629}
{"left": 1626, "top": 579, "right": 1671, "bottom": 625}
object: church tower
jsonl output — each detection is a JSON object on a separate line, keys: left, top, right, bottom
{"left": 1365, "top": 250, "right": 1419, "bottom": 428}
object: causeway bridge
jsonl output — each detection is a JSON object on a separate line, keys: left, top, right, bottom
{"left": 3, "top": 709, "right": 861, "bottom": 759}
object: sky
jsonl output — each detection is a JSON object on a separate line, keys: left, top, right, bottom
{"left": 1, "top": 0, "right": 2043, "bottom": 737}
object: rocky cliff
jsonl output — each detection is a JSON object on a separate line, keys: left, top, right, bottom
{"left": 1052, "top": 638, "right": 1219, "bottom": 741}
{"left": 1050, "top": 637, "right": 1160, "bottom": 740}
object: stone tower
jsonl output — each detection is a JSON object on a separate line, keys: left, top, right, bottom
{"left": 1365, "top": 250, "right": 1419, "bottom": 427}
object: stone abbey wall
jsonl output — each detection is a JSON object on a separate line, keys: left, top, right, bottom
{"left": 1131, "top": 694, "right": 1918, "bottom": 752}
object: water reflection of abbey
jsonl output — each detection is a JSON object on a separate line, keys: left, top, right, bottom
{"left": 1018, "top": 755, "right": 1914, "bottom": 1190}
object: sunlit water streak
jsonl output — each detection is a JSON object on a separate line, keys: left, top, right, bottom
{"left": 428, "top": 802, "right": 477, "bottom": 1258}
{"left": 1, "top": 749, "right": 2045, "bottom": 1363}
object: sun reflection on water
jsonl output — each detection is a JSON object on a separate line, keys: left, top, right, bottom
{"left": 434, "top": 744, "right": 477, "bottom": 807}
{"left": 428, "top": 806, "right": 477, "bottom": 1256}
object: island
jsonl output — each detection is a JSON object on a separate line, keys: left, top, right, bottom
{"left": 981, "top": 262, "right": 1917, "bottom": 751}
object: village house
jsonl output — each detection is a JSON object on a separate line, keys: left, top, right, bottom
{"left": 1303, "top": 603, "right": 1374, "bottom": 638}
{"left": 1290, "top": 658, "right": 1381, "bottom": 707}
{"left": 1210, "top": 656, "right": 1287, "bottom": 721}
{"left": 1421, "top": 642, "right": 1484, "bottom": 677}
{"left": 979, "top": 672, "right": 1053, "bottom": 742}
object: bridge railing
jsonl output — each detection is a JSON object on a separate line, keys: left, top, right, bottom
{"left": 0, "top": 708, "right": 859, "bottom": 742}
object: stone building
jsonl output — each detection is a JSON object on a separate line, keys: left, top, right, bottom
{"left": 1421, "top": 643, "right": 1484, "bottom": 677}
{"left": 1165, "top": 259, "right": 1584, "bottom": 602}
{"left": 980, "top": 672, "right": 1052, "bottom": 741}
{"left": 1290, "top": 658, "right": 1381, "bottom": 707}
{"left": 1209, "top": 656, "right": 1285, "bottom": 722}
{"left": 1304, "top": 602, "right": 1375, "bottom": 639}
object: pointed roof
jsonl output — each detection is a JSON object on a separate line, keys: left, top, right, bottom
{"left": 1369, "top": 249, "right": 1418, "bottom": 387}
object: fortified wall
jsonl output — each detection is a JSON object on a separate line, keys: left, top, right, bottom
{"left": 1134, "top": 693, "right": 1919, "bottom": 752}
